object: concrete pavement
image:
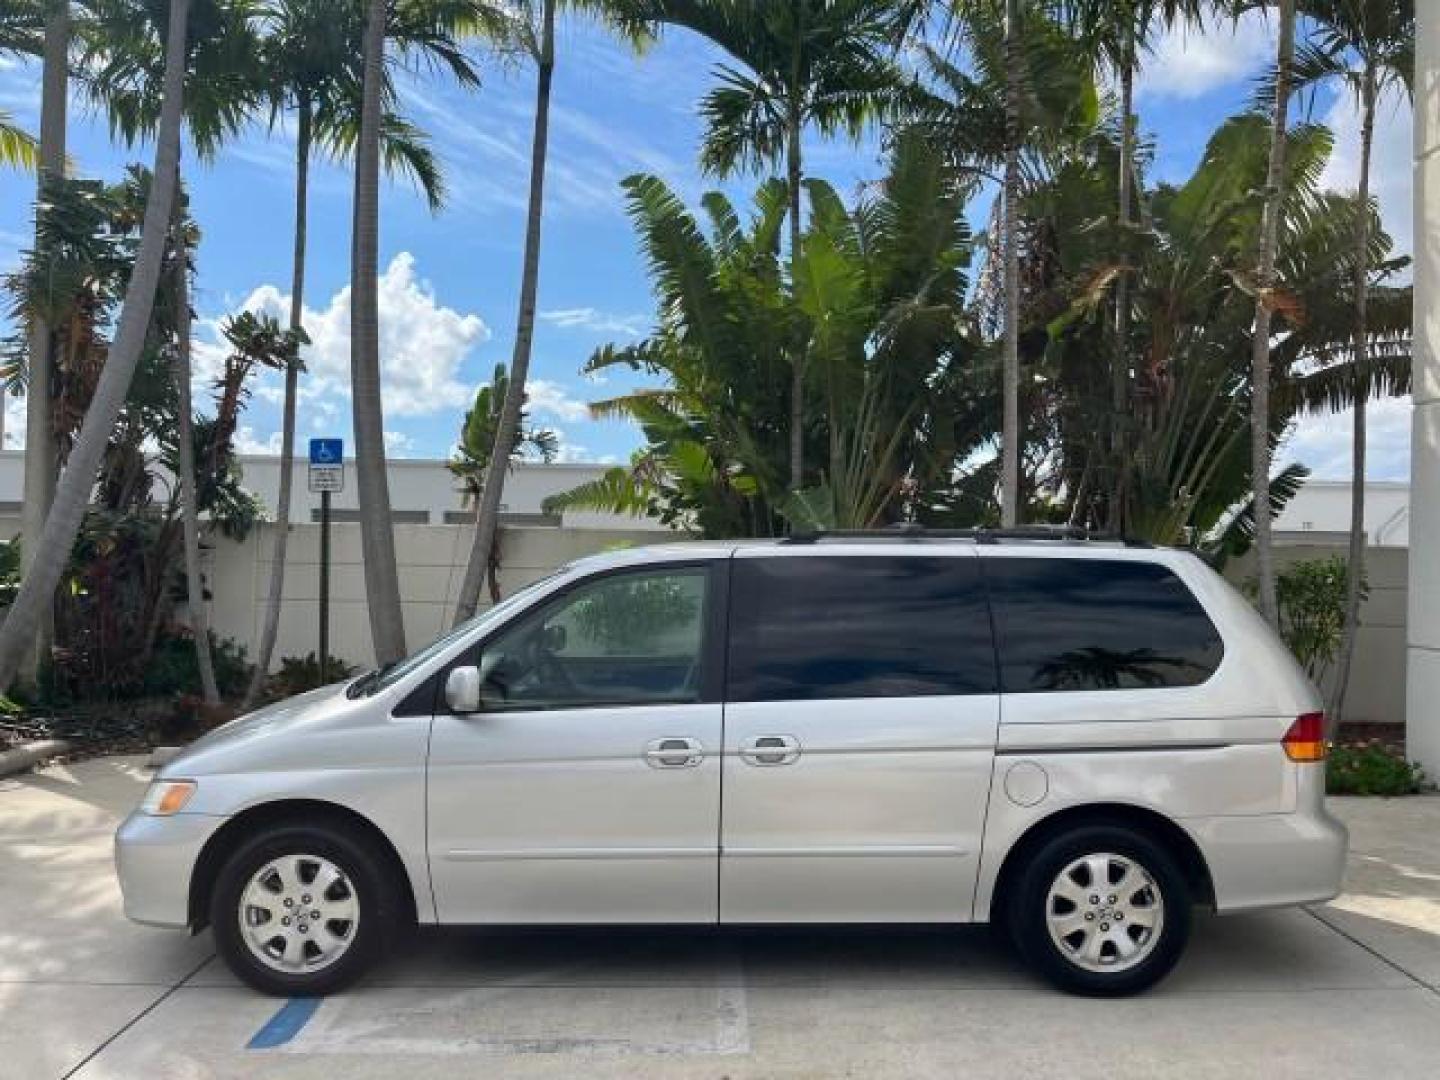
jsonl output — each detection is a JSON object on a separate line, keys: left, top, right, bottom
{"left": 2, "top": 755, "right": 1438, "bottom": 1079}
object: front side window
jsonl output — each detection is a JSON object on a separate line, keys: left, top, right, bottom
{"left": 727, "top": 556, "right": 997, "bottom": 702}
{"left": 476, "top": 566, "right": 710, "bottom": 711}
{"left": 986, "top": 558, "right": 1224, "bottom": 693}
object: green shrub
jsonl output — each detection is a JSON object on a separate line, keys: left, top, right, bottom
{"left": 1328, "top": 742, "right": 1425, "bottom": 796}
{"left": 141, "top": 632, "right": 253, "bottom": 701}
{"left": 268, "top": 653, "right": 357, "bottom": 700}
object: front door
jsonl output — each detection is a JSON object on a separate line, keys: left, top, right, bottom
{"left": 427, "top": 562, "right": 724, "bottom": 924}
{"left": 720, "top": 551, "right": 1001, "bottom": 923}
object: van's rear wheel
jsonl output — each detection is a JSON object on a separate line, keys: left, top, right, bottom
{"left": 1012, "top": 825, "right": 1191, "bottom": 996}
{"left": 211, "top": 824, "right": 398, "bottom": 996}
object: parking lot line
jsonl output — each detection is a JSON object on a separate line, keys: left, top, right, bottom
{"left": 246, "top": 997, "right": 323, "bottom": 1049}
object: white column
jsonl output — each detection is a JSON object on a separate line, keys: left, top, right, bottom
{"left": 1408, "top": 4, "right": 1440, "bottom": 770}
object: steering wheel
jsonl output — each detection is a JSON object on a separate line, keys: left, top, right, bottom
{"left": 530, "top": 630, "right": 579, "bottom": 701}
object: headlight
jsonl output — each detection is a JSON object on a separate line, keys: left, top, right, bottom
{"left": 141, "top": 780, "right": 197, "bottom": 816}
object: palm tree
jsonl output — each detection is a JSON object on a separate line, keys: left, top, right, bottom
{"left": 0, "top": 0, "right": 42, "bottom": 178}
{"left": 81, "top": 0, "right": 266, "bottom": 701}
{"left": 450, "top": 362, "right": 557, "bottom": 602}
{"left": 1293, "top": 0, "right": 1414, "bottom": 720}
{"left": 242, "top": 0, "right": 465, "bottom": 707}
{"left": 1249, "top": 0, "right": 1297, "bottom": 627}
{"left": 452, "top": 0, "right": 647, "bottom": 623}
{"left": 1058, "top": 1, "right": 1208, "bottom": 530}
{"left": 906, "top": 2, "right": 1096, "bottom": 522}
{"left": 15, "top": 0, "right": 68, "bottom": 688}
{"left": 349, "top": 0, "right": 483, "bottom": 664}
{"left": 350, "top": 0, "right": 405, "bottom": 664}
{"left": 1000, "top": 0, "right": 1022, "bottom": 526}
{"left": 0, "top": 0, "right": 190, "bottom": 689}
{"left": 0, "top": 112, "right": 36, "bottom": 168}
{"left": 625, "top": 0, "right": 912, "bottom": 495}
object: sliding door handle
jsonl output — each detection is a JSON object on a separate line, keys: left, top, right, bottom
{"left": 739, "top": 734, "right": 801, "bottom": 766}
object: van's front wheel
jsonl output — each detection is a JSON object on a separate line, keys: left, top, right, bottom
{"left": 1012, "top": 825, "right": 1191, "bottom": 996}
{"left": 210, "top": 824, "right": 398, "bottom": 996}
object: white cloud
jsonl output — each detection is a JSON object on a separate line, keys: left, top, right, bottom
{"left": 547, "top": 426, "right": 617, "bottom": 465}
{"left": 1284, "top": 395, "right": 1412, "bottom": 482}
{"left": 540, "top": 306, "right": 647, "bottom": 337}
{"left": 525, "top": 378, "right": 593, "bottom": 422}
{"left": 1319, "top": 83, "right": 1413, "bottom": 259}
{"left": 1137, "top": 11, "right": 1276, "bottom": 101}
{"left": 232, "top": 426, "right": 284, "bottom": 455}
{"left": 201, "top": 251, "right": 490, "bottom": 422}
{"left": 383, "top": 429, "right": 414, "bottom": 454}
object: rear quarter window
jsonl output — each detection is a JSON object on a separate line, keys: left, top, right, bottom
{"left": 984, "top": 557, "right": 1223, "bottom": 693}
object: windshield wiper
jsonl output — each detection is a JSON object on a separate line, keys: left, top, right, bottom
{"left": 346, "top": 662, "right": 394, "bottom": 699}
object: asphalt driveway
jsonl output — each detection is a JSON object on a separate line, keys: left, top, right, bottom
{"left": 2, "top": 755, "right": 1438, "bottom": 1079}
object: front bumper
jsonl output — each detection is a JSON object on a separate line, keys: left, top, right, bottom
{"left": 114, "top": 810, "right": 227, "bottom": 928}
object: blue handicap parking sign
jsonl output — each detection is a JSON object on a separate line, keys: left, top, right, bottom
{"left": 309, "top": 438, "right": 343, "bottom": 465}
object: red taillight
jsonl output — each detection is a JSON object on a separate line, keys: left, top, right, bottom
{"left": 1283, "top": 711, "right": 1327, "bottom": 762}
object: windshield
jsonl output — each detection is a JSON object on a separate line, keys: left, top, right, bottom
{"left": 348, "top": 568, "right": 570, "bottom": 697}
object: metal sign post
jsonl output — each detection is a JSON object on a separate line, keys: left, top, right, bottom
{"left": 308, "top": 439, "right": 344, "bottom": 683}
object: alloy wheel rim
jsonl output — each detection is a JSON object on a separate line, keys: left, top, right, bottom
{"left": 1045, "top": 852, "right": 1164, "bottom": 974}
{"left": 239, "top": 854, "right": 360, "bottom": 974}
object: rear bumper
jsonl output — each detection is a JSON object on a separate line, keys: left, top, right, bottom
{"left": 1184, "top": 804, "right": 1349, "bottom": 913}
{"left": 114, "top": 810, "right": 227, "bottom": 928}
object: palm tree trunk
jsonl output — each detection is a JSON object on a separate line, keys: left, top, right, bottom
{"left": 1249, "top": 0, "right": 1295, "bottom": 629}
{"left": 1000, "top": 0, "right": 1022, "bottom": 528}
{"left": 171, "top": 177, "right": 220, "bottom": 705}
{"left": 787, "top": 102, "right": 805, "bottom": 494}
{"left": 243, "top": 94, "right": 311, "bottom": 708}
{"left": 453, "top": 0, "right": 555, "bottom": 625}
{"left": 1109, "top": 22, "right": 1135, "bottom": 534}
{"left": 18, "top": 0, "right": 69, "bottom": 690}
{"left": 0, "top": 0, "right": 189, "bottom": 690}
{"left": 351, "top": 0, "right": 407, "bottom": 663}
{"left": 1331, "top": 64, "right": 1377, "bottom": 724}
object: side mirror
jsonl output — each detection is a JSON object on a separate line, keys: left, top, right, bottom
{"left": 445, "top": 665, "right": 482, "bottom": 714}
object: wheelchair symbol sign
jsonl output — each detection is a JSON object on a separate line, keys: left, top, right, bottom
{"left": 309, "top": 438, "right": 343, "bottom": 465}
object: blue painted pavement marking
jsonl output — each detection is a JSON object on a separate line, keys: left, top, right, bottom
{"left": 247, "top": 997, "right": 322, "bottom": 1050}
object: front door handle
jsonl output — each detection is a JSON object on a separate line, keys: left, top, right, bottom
{"left": 739, "top": 734, "right": 802, "bottom": 766}
{"left": 644, "top": 737, "right": 704, "bottom": 768}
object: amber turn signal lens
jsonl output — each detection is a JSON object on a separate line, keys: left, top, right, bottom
{"left": 1282, "top": 712, "right": 1327, "bottom": 762}
{"left": 142, "top": 780, "right": 197, "bottom": 816}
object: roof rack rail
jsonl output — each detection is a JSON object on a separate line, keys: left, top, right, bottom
{"left": 780, "top": 524, "right": 1152, "bottom": 547}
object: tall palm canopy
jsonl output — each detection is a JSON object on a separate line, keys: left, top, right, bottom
{"left": 626, "top": 0, "right": 917, "bottom": 493}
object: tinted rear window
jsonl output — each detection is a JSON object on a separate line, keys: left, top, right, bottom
{"left": 985, "top": 558, "right": 1223, "bottom": 693}
{"left": 727, "top": 556, "right": 996, "bottom": 702}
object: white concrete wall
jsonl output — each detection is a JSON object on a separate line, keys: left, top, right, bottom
{"left": 1229, "top": 544, "right": 1408, "bottom": 728}
{"left": 1409, "top": 5, "right": 1440, "bottom": 770}
{"left": 207, "top": 522, "right": 671, "bottom": 671}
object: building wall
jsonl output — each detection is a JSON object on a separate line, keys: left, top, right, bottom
{"left": 1273, "top": 480, "right": 1410, "bottom": 547}
{"left": 209, "top": 522, "right": 670, "bottom": 671}
{"left": 1225, "top": 544, "right": 1407, "bottom": 727}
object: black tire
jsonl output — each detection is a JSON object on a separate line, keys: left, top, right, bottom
{"left": 210, "top": 822, "right": 401, "bottom": 996}
{"left": 1010, "top": 824, "right": 1191, "bottom": 996}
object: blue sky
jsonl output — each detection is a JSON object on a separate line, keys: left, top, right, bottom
{"left": 0, "top": 10, "right": 1416, "bottom": 478}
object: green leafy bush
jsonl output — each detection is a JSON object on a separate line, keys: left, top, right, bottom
{"left": 1328, "top": 742, "right": 1425, "bottom": 796}
{"left": 268, "top": 653, "right": 357, "bottom": 700}
{"left": 1248, "top": 557, "right": 1366, "bottom": 683}
{"left": 142, "top": 632, "right": 253, "bottom": 701}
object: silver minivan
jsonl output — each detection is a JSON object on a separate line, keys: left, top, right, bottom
{"left": 115, "top": 533, "right": 1347, "bottom": 996}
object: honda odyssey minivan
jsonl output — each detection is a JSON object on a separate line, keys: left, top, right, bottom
{"left": 115, "top": 531, "right": 1347, "bottom": 996}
